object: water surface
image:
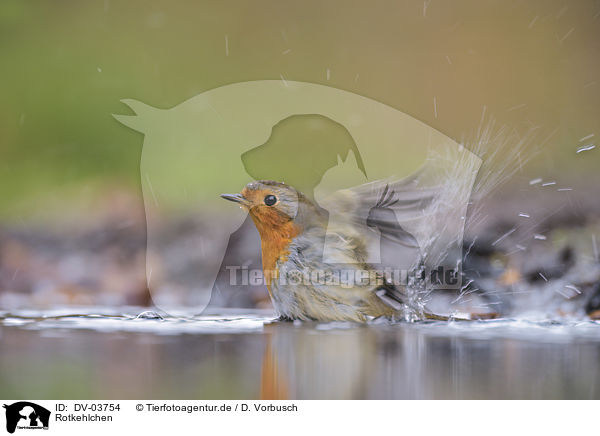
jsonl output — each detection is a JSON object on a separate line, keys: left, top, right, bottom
{"left": 1, "top": 307, "right": 599, "bottom": 399}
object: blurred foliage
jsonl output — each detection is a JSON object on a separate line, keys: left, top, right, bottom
{"left": 0, "top": 0, "right": 598, "bottom": 222}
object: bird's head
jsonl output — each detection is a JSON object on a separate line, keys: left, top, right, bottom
{"left": 221, "top": 180, "right": 306, "bottom": 235}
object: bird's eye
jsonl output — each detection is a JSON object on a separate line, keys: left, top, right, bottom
{"left": 264, "top": 195, "right": 277, "bottom": 206}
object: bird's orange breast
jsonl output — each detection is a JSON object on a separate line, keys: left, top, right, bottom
{"left": 248, "top": 209, "right": 301, "bottom": 291}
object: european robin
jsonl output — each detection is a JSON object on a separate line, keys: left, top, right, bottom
{"left": 221, "top": 179, "right": 443, "bottom": 322}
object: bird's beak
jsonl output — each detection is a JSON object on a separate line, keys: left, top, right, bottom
{"left": 220, "top": 193, "right": 249, "bottom": 206}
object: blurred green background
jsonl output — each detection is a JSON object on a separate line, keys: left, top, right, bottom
{"left": 0, "top": 0, "right": 599, "bottom": 224}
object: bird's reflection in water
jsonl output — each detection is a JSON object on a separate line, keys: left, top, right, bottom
{"left": 260, "top": 338, "right": 288, "bottom": 400}
{"left": 258, "top": 323, "right": 440, "bottom": 399}
{"left": 260, "top": 322, "right": 377, "bottom": 399}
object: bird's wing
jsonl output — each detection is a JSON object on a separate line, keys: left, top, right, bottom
{"left": 321, "top": 147, "right": 482, "bottom": 273}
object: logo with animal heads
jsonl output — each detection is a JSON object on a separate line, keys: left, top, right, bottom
{"left": 3, "top": 402, "right": 50, "bottom": 434}
{"left": 114, "top": 80, "right": 481, "bottom": 313}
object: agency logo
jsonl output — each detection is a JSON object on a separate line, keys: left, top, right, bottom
{"left": 114, "top": 80, "right": 481, "bottom": 313}
{"left": 3, "top": 402, "right": 50, "bottom": 434}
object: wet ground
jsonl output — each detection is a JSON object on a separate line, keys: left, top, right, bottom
{"left": 1, "top": 307, "right": 599, "bottom": 399}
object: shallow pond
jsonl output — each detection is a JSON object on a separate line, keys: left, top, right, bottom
{"left": 1, "top": 307, "right": 599, "bottom": 399}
